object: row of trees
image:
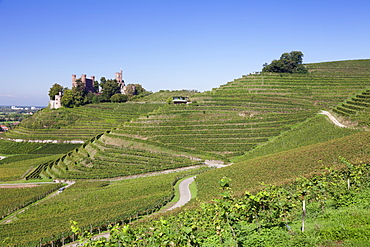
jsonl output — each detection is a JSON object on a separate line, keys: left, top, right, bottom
{"left": 48, "top": 77, "right": 148, "bottom": 108}
{"left": 262, "top": 51, "right": 308, "bottom": 73}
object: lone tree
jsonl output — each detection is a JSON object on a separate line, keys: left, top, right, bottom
{"left": 262, "top": 51, "right": 308, "bottom": 73}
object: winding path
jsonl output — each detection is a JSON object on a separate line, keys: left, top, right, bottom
{"left": 319, "top": 110, "right": 347, "bottom": 128}
{"left": 167, "top": 176, "right": 196, "bottom": 211}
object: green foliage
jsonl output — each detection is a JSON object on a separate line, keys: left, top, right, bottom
{"left": 1, "top": 59, "right": 370, "bottom": 246}
{"left": 60, "top": 88, "right": 74, "bottom": 108}
{"left": 75, "top": 161, "right": 369, "bottom": 247}
{"left": 237, "top": 114, "right": 360, "bottom": 161}
{"left": 0, "top": 168, "right": 204, "bottom": 246}
{"left": 0, "top": 183, "right": 63, "bottom": 219}
{"left": 110, "top": 93, "right": 128, "bottom": 103}
{"left": 263, "top": 51, "right": 308, "bottom": 73}
{"left": 0, "top": 154, "right": 63, "bottom": 181}
{"left": 101, "top": 80, "right": 121, "bottom": 101}
{"left": 0, "top": 139, "right": 79, "bottom": 155}
{"left": 306, "top": 59, "right": 370, "bottom": 76}
{"left": 333, "top": 88, "right": 370, "bottom": 126}
{"left": 196, "top": 131, "right": 370, "bottom": 201}
{"left": 47, "top": 137, "right": 202, "bottom": 180}
{"left": 48, "top": 83, "right": 63, "bottom": 100}
{"left": 5, "top": 102, "right": 165, "bottom": 140}
{"left": 131, "top": 89, "right": 199, "bottom": 103}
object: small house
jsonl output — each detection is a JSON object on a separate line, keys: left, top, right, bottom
{"left": 172, "top": 96, "right": 189, "bottom": 104}
{"left": 0, "top": 125, "right": 9, "bottom": 132}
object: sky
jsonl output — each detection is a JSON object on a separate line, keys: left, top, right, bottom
{"left": 0, "top": 0, "right": 369, "bottom": 106}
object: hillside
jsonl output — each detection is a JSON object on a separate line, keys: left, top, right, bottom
{"left": 3, "top": 102, "right": 164, "bottom": 141}
{"left": 0, "top": 59, "right": 369, "bottom": 246}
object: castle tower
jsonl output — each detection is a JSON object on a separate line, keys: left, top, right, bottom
{"left": 115, "top": 70, "right": 123, "bottom": 83}
{"left": 72, "top": 74, "right": 77, "bottom": 87}
{"left": 81, "top": 74, "right": 87, "bottom": 85}
{"left": 72, "top": 74, "right": 96, "bottom": 93}
{"left": 115, "top": 69, "right": 126, "bottom": 94}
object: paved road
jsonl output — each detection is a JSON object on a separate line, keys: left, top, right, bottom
{"left": 167, "top": 176, "right": 196, "bottom": 211}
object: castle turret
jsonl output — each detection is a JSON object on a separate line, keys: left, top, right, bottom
{"left": 115, "top": 70, "right": 123, "bottom": 83}
{"left": 115, "top": 70, "right": 126, "bottom": 94}
{"left": 72, "top": 74, "right": 77, "bottom": 87}
{"left": 81, "top": 74, "right": 87, "bottom": 85}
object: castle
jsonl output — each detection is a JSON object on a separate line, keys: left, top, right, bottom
{"left": 72, "top": 70, "right": 125, "bottom": 93}
{"left": 49, "top": 70, "right": 126, "bottom": 109}
{"left": 72, "top": 74, "right": 96, "bottom": 93}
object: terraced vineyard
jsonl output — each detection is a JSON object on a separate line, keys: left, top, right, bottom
{"left": 0, "top": 59, "right": 369, "bottom": 246}
{"left": 109, "top": 70, "right": 370, "bottom": 159}
{"left": 0, "top": 183, "right": 63, "bottom": 220}
{"left": 333, "top": 88, "right": 370, "bottom": 126}
{"left": 18, "top": 60, "right": 370, "bottom": 180}
{"left": 0, "top": 170, "right": 204, "bottom": 246}
{"left": 3, "top": 102, "right": 164, "bottom": 141}
{"left": 34, "top": 136, "right": 203, "bottom": 180}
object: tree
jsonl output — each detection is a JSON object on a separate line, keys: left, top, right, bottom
{"left": 262, "top": 51, "right": 308, "bottom": 73}
{"left": 94, "top": 81, "right": 100, "bottom": 93}
{"left": 71, "top": 81, "right": 87, "bottom": 106}
{"left": 110, "top": 93, "right": 128, "bottom": 103}
{"left": 101, "top": 80, "right": 121, "bottom": 101}
{"left": 61, "top": 89, "right": 74, "bottom": 108}
{"left": 125, "top": 83, "right": 147, "bottom": 98}
{"left": 48, "top": 83, "right": 63, "bottom": 100}
{"left": 125, "top": 84, "right": 137, "bottom": 97}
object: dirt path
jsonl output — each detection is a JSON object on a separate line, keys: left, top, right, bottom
{"left": 0, "top": 137, "right": 84, "bottom": 144}
{"left": 319, "top": 110, "right": 347, "bottom": 128}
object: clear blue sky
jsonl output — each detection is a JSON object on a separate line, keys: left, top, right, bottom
{"left": 1, "top": 0, "right": 369, "bottom": 106}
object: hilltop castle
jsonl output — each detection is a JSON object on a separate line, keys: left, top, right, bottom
{"left": 49, "top": 70, "right": 126, "bottom": 109}
{"left": 71, "top": 70, "right": 126, "bottom": 94}
{"left": 72, "top": 74, "right": 96, "bottom": 93}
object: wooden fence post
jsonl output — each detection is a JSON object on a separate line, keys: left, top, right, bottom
{"left": 301, "top": 199, "right": 306, "bottom": 232}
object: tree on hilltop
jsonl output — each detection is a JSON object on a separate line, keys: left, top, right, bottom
{"left": 263, "top": 51, "right": 308, "bottom": 73}
{"left": 48, "top": 83, "right": 63, "bottom": 100}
